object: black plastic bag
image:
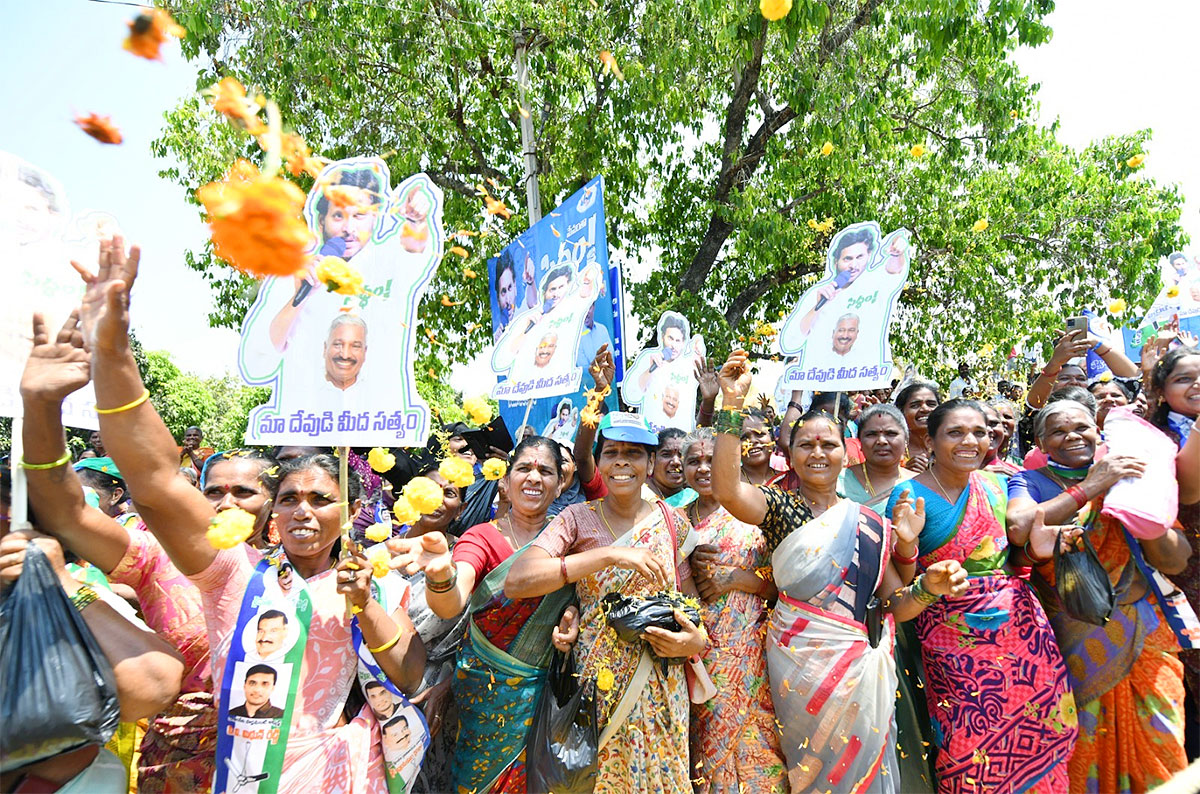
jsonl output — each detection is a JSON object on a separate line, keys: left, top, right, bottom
{"left": 1054, "top": 528, "right": 1115, "bottom": 626}
{"left": 601, "top": 591, "right": 701, "bottom": 648}
{"left": 526, "top": 648, "right": 597, "bottom": 794}
{"left": 0, "top": 542, "right": 120, "bottom": 772}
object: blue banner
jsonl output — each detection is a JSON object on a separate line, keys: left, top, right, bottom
{"left": 487, "top": 176, "right": 623, "bottom": 442}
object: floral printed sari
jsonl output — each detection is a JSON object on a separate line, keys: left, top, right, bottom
{"left": 889, "top": 471, "right": 1077, "bottom": 793}
{"left": 689, "top": 507, "right": 787, "bottom": 793}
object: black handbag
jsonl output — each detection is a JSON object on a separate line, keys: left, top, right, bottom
{"left": 525, "top": 648, "right": 598, "bottom": 794}
{"left": 1053, "top": 527, "right": 1116, "bottom": 626}
{"left": 0, "top": 542, "right": 120, "bottom": 772}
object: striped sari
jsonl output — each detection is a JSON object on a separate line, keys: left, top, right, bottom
{"left": 762, "top": 494, "right": 899, "bottom": 793}
{"left": 888, "top": 472, "right": 1077, "bottom": 793}
{"left": 452, "top": 543, "right": 573, "bottom": 794}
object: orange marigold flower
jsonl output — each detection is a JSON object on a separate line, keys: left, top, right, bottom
{"left": 448, "top": 245, "right": 469, "bottom": 259}
{"left": 281, "top": 133, "right": 327, "bottom": 179}
{"left": 75, "top": 113, "right": 123, "bottom": 144}
{"left": 440, "top": 295, "right": 463, "bottom": 307}
{"left": 205, "top": 77, "right": 266, "bottom": 134}
{"left": 599, "top": 50, "right": 625, "bottom": 81}
{"left": 196, "top": 159, "right": 312, "bottom": 278}
{"left": 463, "top": 267, "right": 478, "bottom": 279}
{"left": 484, "top": 196, "right": 512, "bottom": 220}
{"left": 123, "top": 8, "right": 185, "bottom": 61}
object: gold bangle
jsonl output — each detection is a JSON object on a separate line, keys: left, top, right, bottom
{"left": 367, "top": 625, "right": 404, "bottom": 655}
{"left": 20, "top": 450, "right": 72, "bottom": 470}
{"left": 70, "top": 585, "right": 100, "bottom": 612}
{"left": 95, "top": 389, "right": 150, "bottom": 415}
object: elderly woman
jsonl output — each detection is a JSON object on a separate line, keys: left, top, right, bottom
{"left": 76, "top": 238, "right": 426, "bottom": 793}
{"left": 387, "top": 437, "right": 579, "bottom": 793}
{"left": 681, "top": 427, "right": 787, "bottom": 793}
{"left": 894, "top": 380, "right": 941, "bottom": 472}
{"left": 1147, "top": 343, "right": 1200, "bottom": 759}
{"left": 506, "top": 413, "right": 707, "bottom": 793}
{"left": 713, "top": 351, "right": 964, "bottom": 793}
{"left": 1007, "top": 398, "right": 1190, "bottom": 791}
{"left": 887, "top": 399, "right": 1078, "bottom": 792}
{"left": 840, "top": 403, "right": 916, "bottom": 509}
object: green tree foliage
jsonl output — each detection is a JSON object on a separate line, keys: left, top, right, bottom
{"left": 155, "top": 0, "right": 1185, "bottom": 378}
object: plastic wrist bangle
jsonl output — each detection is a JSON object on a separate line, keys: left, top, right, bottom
{"left": 714, "top": 409, "right": 745, "bottom": 436}
{"left": 70, "top": 585, "right": 100, "bottom": 612}
{"left": 1024, "top": 540, "right": 1052, "bottom": 565}
{"left": 1066, "top": 485, "right": 1088, "bottom": 509}
{"left": 910, "top": 575, "right": 940, "bottom": 605}
{"left": 20, "top": 450, "right": 72, "bottom": 470}
{"left": 95, "top": 389, "right": 150, "bottom": 415}
{"left": 892, "top": 546, "right": 918, "bottom": 566}
{"left": 426, "top": 569, "right": 457, "bottom": 594}
{"left": 367, "top": 626, "right": 404, "bottom": 654}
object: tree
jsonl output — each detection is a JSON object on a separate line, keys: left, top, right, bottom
{"left": 155, "top": 0, "right": 1185, "bottom": 380}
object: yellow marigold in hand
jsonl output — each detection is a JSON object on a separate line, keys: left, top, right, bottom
{"left": 368, "top": 546, "right": 392, "bottom": 578}
{"left": 402, "top": 477, "right": 443, "bottom": 515}
{"left": 1166, "top": 285, "right": 1180, "bottom": 298}
{"left": 462, "top": 396, "right": 492, "bottom": 426}
{"left": 393, "top": 496, "right": 420, "bottom": 526}
{"left": 1126, "top": 154, "right": 1145, "bottom": 168}
{"left": 482, "top": 459, "right": 507, "bottom": 481}
{"left": 75, "top": 113, "right": 123, "bottom": 145}
{"left": 439, "top": 456, "right": 476, "bottom": 489}
{"left": 316, "top": 256, "right": 365, "bottom": 296}
{"left": 197, "top": 160, "right": 311, "bottom": 278}
{"left": 580, "top": 404, "right": 602, "bottom": 428}
{"left": 596, "top": 667, "right": 615, "bottom": 691}
{"left": 123, "top": 8, "right": 185, "bottom": 61}
{"left": 910, "top": 144, "right": 926, "bottom": 158}
{"left": 971, "top": 218, "right": 989, "bottom": 233}
{"left": 760, "top": 0, "right": 792, "bottom": 22}
{"left": 1108, "top": 298, "right": 1127, "bottom": 315}
{"left": 367, "top": 447, "right": 396, "bottom": 473}
{"left": 820, "top": 141, "right": 834, "bottom": 156}
{"left": 206, "top": 508, "right": 256, "bottom": 549}
{"left": 365, "top": 522, "right": 391, "bottom": 543}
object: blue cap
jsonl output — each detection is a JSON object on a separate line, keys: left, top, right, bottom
{"left": 596, "top": 412, "right": 658, "bottom": 447}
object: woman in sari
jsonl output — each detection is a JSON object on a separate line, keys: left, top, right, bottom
{"left": 682, "top": 427, "right": 787, "bottom": 793}
{"left": 981, "top": 403, "right": 1021, "bottom": 476}
{"left": 713, "top": 351, "right": 964, "bottom": 793}
{"left": 386, "top": 467, "right": 468, "bottom": 793}
{"left": 840, "top": 403, "right": 916, "bottom": 510}
{"left": 836, "top": 402, "right": 934, "bottom": 792}
{"left": 506, "top": 412, "right": 707, "bottom": 793}
{"left": 1147, "top": 343, "right": 1200, "bottom": 758}
{"left": 987, "top": 397, "right": 1022, "bottom": 467}
{"left": 387, "top": 437, "right": 580, "bottom": 792}
{"left": 886, "top": 398, "right": 1078, "bottom": 793}
{"left": 1008, "top": 399, "right": 1190, "bottom": 791}
{"left": 78, "top": 237, "right": 427, "bottom": 793}
{"left": 896, "top": 380, "right": 941, "bottom": 473}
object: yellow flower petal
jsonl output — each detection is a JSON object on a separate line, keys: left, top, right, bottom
{"left": 365, "top": 522, "right": 391, "bottom": 543}
{"left": 439, "top": 456, "right": 476, "bottom": 489}
{"left": 392, "top": 495, "right": 420, "bottom": 526}
{"left": 206, "top": 508, "right": 256, "bottom": 549}
{"left": 462, "top": 395, "right": 492, "bottom": 426}
{"left": 971, "top": 218, "right": 989, "bottom": 233}
{"left": 820, "top": 140, "right": 834, "bottom": 157}
{"left": 910, "top": 144, "right": 926, "bottom": 158}
{"left": 1126, "top": 154, "right": 1145, "bottom": 168}
{"left": 482, "top": 459, "right": 507, "bottom": 481}
{"left": 402, "top": 476, "right": 444, "bottom": 515}
{"left": 367, "top": 447, "right": 395, "bottom": 473}
{"left": 1108, "top": 298, "right": 1127, "bottom": 315}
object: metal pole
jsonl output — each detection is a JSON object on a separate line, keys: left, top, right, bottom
{"left": 514, "top": 32, "right": 542, "bottom": 224}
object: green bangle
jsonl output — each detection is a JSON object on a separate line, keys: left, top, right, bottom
{"left": 426, "top": 569, "right": 457, "bottom": 594}
{"left": 20, "top": 450, "right": 72, "bottom": 471}
{"left": 714, "top": 409, "right": 744, "bottom": 436}
{"left": 910, "top": 574, "right": 940, "bottom": 606}
{"left": 70, "top": 584, "right": 100, "bottom": 612}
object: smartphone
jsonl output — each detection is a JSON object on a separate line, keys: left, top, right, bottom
{"left": 1065, "top": 316, "right": 1088, "bottom": 334}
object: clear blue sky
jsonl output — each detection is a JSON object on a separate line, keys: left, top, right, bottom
{"left": 0, "top": 0, "right": 240, "bottom": 376}
{"left": 2, "top": 1, "right": 1196, "bottom": 380}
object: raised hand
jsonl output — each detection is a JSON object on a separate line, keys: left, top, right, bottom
{"left": 590, "top": 344, "right": 616, "bottom": 391}
{"left": 891, "top": 492, "right": 926, "bottom": 547}
{"left": 695, "top": 358, "right": 719, "bottom": 403}
{"left": 718, "top": 349, "right": 753, "bottom": 408}
{"left": 1048, "top": 329, "right": 1094, "bottom": 369}
{"left": 1026, "top": 507, "right": 1083, "bottom": 562}
{"left": 71, "top": 235, "right": 140, "bottom": 353}
{"left": 20, "top": 312, "right": 90, "bottom": 404}
{"left": 386, "top": 532, "right": 454, "bottom": 580}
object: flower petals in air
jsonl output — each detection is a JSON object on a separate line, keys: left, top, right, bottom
{"left": 123, "top": 8, "right": 185, "bottom": 61}
{"left": 75, "top": 113, "right": 123, "bottom": 144}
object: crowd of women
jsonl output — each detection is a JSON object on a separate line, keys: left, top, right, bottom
{"left": 2, "top": 235, "right": 1197, "bottom": 794}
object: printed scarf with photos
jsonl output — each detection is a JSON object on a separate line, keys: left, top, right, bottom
{"left": 214, "top": 553, "right": 310, "bottom": 794}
